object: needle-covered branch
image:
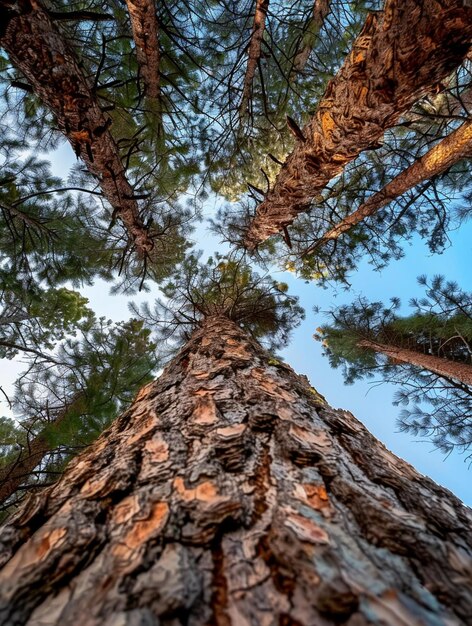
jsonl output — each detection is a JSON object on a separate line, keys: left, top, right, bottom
{"left": 131, "top": 253, "right": 304, "bottom": 355}
{"left": 317, "top": 276, "right": 472, "bottom": 454}
{"left": 0, "top": 395, "right": 85, "bottom": 506}
{"left": 307, "top": 117, "right": 472, "bottom": 252}
{"left": 0, "top": 317, "right": 158, "bottom": 510}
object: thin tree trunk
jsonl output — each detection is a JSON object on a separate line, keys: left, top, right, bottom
{"left": 306, "top": 117, "right": 472, "bottom": 253}
{"left": 359, "top": 338, "right": 472, "bottom": 387}
{"left": 244, "top": 1, "right": 472, "bottom": 250}
{"left": 0, "top": 0, "right": 154, "bottom": 256}
{"left": 0, "top": 433, "right": 54, "bottom": 507}
{"left": 0, "top": 316, "right": 471, "bottom": 625}
{"left": 126, "top": 0, "right": 160, "bottom": 101}
{"left": 239, "top": 0, "right": 269, "bottom": 117}
{"left": 0, "top": 394, "right": 85, "bottom": 505}
{"left": 290, "top": 0, "right": 331, "bottom": 77}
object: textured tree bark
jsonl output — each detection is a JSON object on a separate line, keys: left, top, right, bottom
{"left": 358, "top": 338, "right": 472, "bottom": 387}
{"left": 239, "top": 0, "right": 269, "bottom": 117}
{"left": 126, "top": 0, "right": 160, "bottom": 101}
{"left": 0, "top": 0, "right": 154, "bottom": 256}
{"left": 1, "top": 315, "right": 471, "bottom": 625}
{"left": 0, "top": 395, "right": 85, "bottom": 505}
{"left": 290, "top": 0, "right": 331, "bottom": 77}
{"left": 244, "top": 0, "right": 472, "bottom": 250}
{"left": 306, "top": 117, "right": 472, "bottom": 252}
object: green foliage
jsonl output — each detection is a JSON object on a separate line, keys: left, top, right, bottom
{"left": 0, "top": 286, "right": 93, "bottom": 359}
{"left": 317, "top": 275, "right": 472, "bottom": 379}
{"left": 0, "top": 2, "right": 200, "bottom": 289}
{"left": 0, "top": 148, "right": 114, "bottom": 287}
{"left": 316, "top": 275, "right": 472, "bottom": 457}
{"left": 201, "top": 0, "right": 375, "bottom": 201}
{"left": 395, "top": 371, "right": 472, "bottom": 461}
{"left": 0, "top": 416, "right": 24, "bottom": 464}
{"left": 0, "top": 316, "right": 159, "bottom": 511}
{"left": 132, "top": 253, "right": 305, "bottom": 355}
{"left": 0, "top": 0, "right": 470, "bottom": 511}
{"left": 16, "top": 316, "right": 158, "bottom": 439}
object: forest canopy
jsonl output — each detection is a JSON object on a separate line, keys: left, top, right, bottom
{"left": 1, "top": 0, "right": 472, "bottom": 511}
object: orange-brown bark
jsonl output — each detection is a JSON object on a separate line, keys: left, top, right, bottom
{"left": 290, "top": 0, "right": 331, "bottom": 76}
{"left": 359, "top": 338, "right": 472, "bottom": 387}
{"left": 239, "top": 0, "right": 269, "bottom": 116}
{"left": 307, "top": 117, "right": 472, "bottom": 251}
{"left": 0, "top": 0, "right": 154, "bottom": 256}
{"left": 126, "top": 0, "right": 160, "bottom": 101}
{"left": 0, "top": 316, "right": 471, "bottom": 624}
{"left": 244, "top": 0, "right": 472, "bottom": 250}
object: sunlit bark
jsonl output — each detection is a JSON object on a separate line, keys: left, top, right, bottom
{"left": 126, "top": 0, "right": 160, "bottom": 101}
{"left": 239, "top": 0, "right": 269, "bottom": 117}
{"left": 0, "top": 0, "right": 154, "bottom": 256}
{"left": 359, "top": 338, "right": 472, "bottom": 387}
{"left": 0, "top": 316, "right": 471, "bottom": 625}
{"left": 244, "top": 0, "right": 472, "bottom": 250}
{"left": 307, "top": 117, "right": 472, "bottom": 252}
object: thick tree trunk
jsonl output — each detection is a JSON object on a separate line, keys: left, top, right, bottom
{"left": 306, "top": 117, "right": 472, "bottom": 252}
{"left": 244, "top": 0, "right": 472, "bottom": 250}
{"left": 0, "top": 395, "right": 84, "bottom": 505}
{"left": 126, "top": 0, "right": 160, "bottom": 101}
{"left": 290, "top": 0, "right": 331, "bottom": 77}
{"left": 359, "top": 338, "right": 472, "bottom": 387}
{"left": 1, "top": 316, "right": 471, "bottom": 625}
{"left": 0, "top": 0, "right": 154, "bottom": 256}
{"left": 239, "top": 0, "right": 269, "bottom": 117}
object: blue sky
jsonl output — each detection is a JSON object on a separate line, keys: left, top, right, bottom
{"left": 280, "top": 224, "right": 472, "bottom": 505}
{"left": 1, "top": 140, "right": 471, "bottom": 506}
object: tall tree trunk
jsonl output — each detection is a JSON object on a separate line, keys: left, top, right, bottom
{"left": 359, "top": 338, "right": 472, "bottom": 387}
{"left": 239, "top": 0, "right": 269, "bottom": 117}
{"left": 0, "top": 316, "right": 471, "bottom": 625}
{"left": 126, "top": 0, "right": 161, "bottom": 102}
{"left": 244, "top": 1, "right": 472, "bottom": 250}
{"left": 0, "top": 395, "right": 85, "bottom": 505}
{"left": 0, "top": 0, "right": 154, "bottom": 256}
{"left": 290, "top": 0, "right": 331, "bottom": 78}
{"left": 306, "top": 117, "right": 472, "bottom": 253}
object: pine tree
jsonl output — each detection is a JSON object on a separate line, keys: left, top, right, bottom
{"left": 238, "top": 0, "right": 270, "bottom": 117}
{"left": 201, "top": 0, "right": 358, "bottom": 202}
{"left": 0, "top": 2, "right": 471, "bottom": 622}
{"left": 305, "top": 116, "right": 472, "bottom": 253}
{"left": 243, "top": 0, "right": 472, "bottom": 249}
{"left": 0, "top": 317, "right": 159, "bottom": 510}
{"left": 317, "top": 275, "right": 472, "bottom": 456}
{"left": 0, "top": 284, "right": 471, "bottom": 624}
{"left": 241, "top": 62, "right": 472, "bottom": 288}
{"left": 0, "top": 0, "right": 156, "bottom": 256}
